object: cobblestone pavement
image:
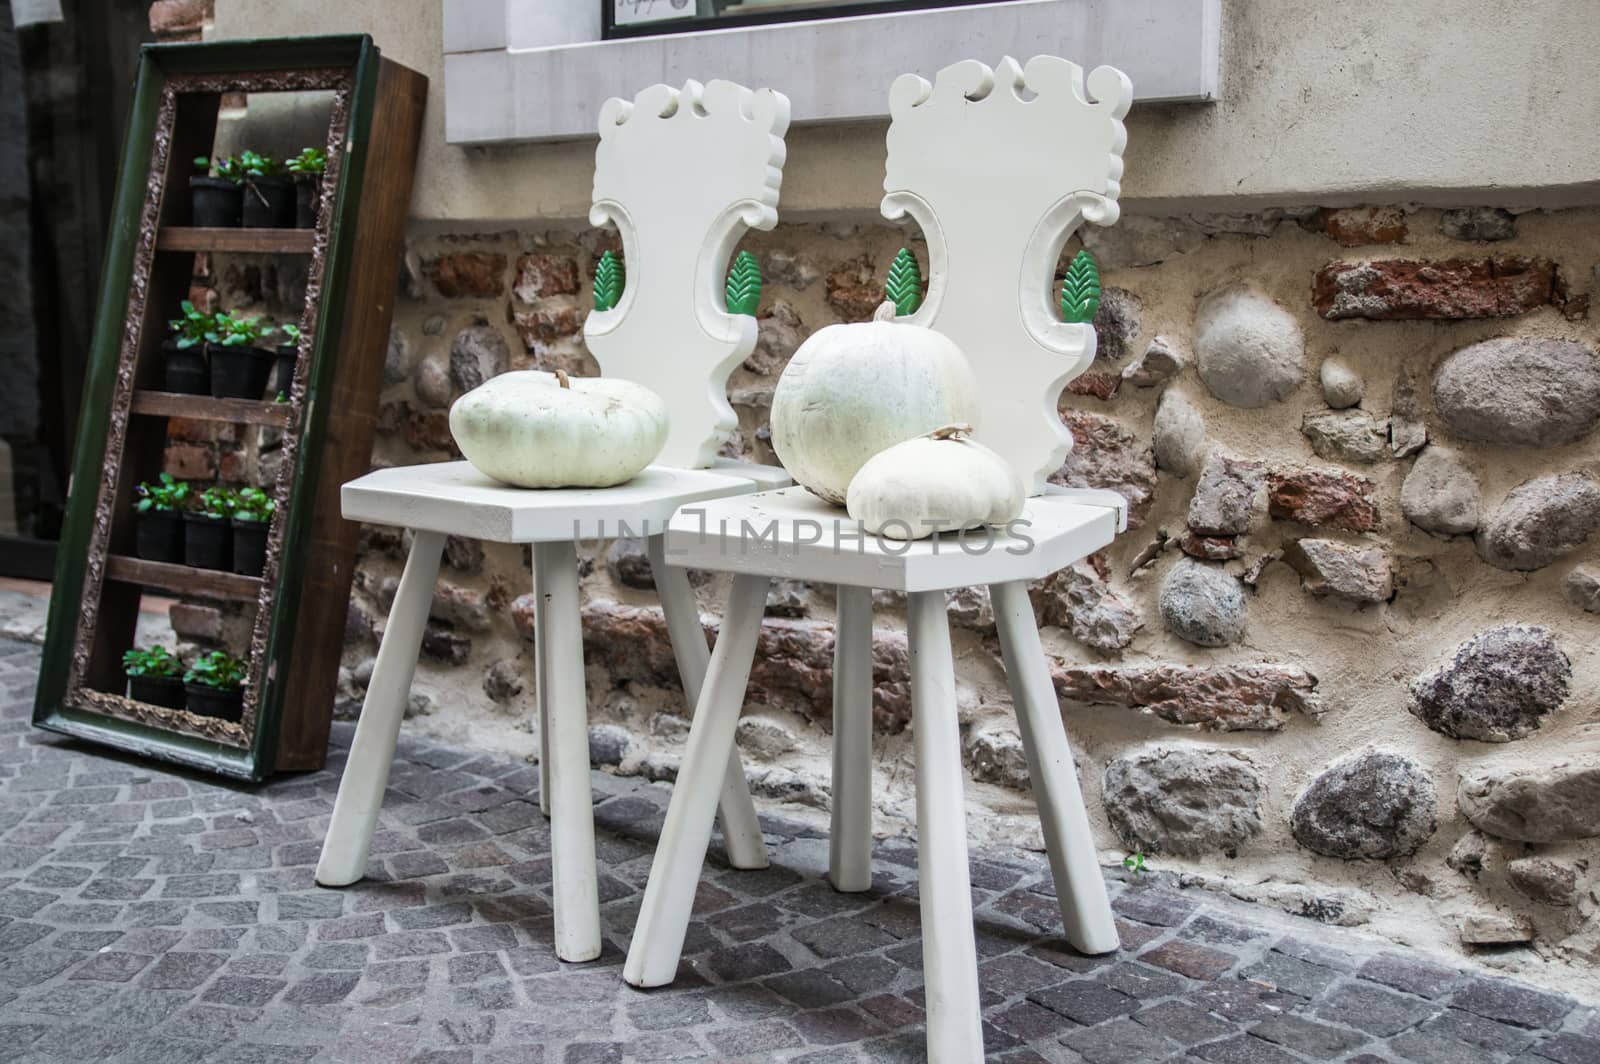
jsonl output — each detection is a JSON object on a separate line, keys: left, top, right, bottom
{"left": 1, "top": 637, "right": 1597, "bottom": 1064}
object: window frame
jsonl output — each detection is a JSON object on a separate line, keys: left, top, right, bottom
{"left": 443, "top": 0, "right": 1221, "bottom": 145}
{"left": 602, "top": 0, "right": 1000, "bottom": 41}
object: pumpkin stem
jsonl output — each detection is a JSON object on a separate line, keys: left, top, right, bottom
{"left": 555, "top": 369, "right": 571, "bottom": 389}
{"left": 928, "top": 423, "right": 973, "bottom": 441}
{"left": 872, "top": 300, "right": 898, "bottom": 324}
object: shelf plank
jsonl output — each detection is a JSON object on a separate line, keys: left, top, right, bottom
{"left": 157, "top": 226, "right": 315, "bottom": 254}
{"left": 132, "top": 390, "right": 291, "bottom": 427}
{"left": 105, "top": 555, "right": 263, "bottom": 602}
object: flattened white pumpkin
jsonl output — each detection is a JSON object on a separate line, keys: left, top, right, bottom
{"left": 846, "top": 425, "right": 1024, "bottom": 540}
{"left": 771, "top": 302, "right": 977, "bottom": 505}
{"left": 449, "top": 370, "right": 668, "bottom": 489}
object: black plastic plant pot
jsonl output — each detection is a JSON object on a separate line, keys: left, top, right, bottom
{"left": 162, "top": 339, "right": 209, "bottom": 395}
{"left": 294, "top": 174, "right": 321, "bottom": 229}
{"left": 242, "top": 175, "right": 296, "bottom": 228}
{"left": 231, "top": 516, "right": 269, "bottom": 577}
{"left": 128, "top": 674, "right": 186, "bottom": 710}
{"left": 208, "top": 343, "right": 275, "bottom": 399}
{"left": 182, "top": 512, "right": 232, "bottom": 570}
{"left": 134, "top": 507, "right": 185, "bottom": 564}
{"left": 274, "top": 342, "right": 298, "bottom": 396}
{"left": 190, "top": 176, "right": 242, "bottom": 228}
{"left": 184, "top": 682, "right": 243, "bottom": 723}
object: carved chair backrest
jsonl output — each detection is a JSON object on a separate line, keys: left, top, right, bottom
{"left": 585, "top": 80, "right": 791, "bottom": 470}
{"left": 882, "top": 56, "right": 1131, "bottom": 496}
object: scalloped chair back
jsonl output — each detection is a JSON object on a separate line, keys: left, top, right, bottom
{"left": 585, "top": 79, "right": 792, "bottom": 470}
{"left": 882, "top": 56, "right": 1131, "bottom": 496}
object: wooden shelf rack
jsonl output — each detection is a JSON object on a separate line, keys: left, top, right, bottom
{"left": 33, "top": 36, "right": 427, "bottom": 780}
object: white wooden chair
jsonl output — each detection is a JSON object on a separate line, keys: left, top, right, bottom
{"left": 315, "top": 79, "right": 793, "bottom": 964}
{"left": 621, "top": 56, "right": 1133, "bottom": 1059}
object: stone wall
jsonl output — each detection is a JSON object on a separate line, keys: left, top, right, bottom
{"left": 334, "top": 206, "right": 1598, "bottom": 983}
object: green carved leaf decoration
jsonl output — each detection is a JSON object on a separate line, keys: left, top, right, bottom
{"left": 884, "top": 247, "right": 923, "bottom": 316}
{"left": 1060, "top": 249, "right": 1101, "bottom": 324}
{"left": 593, "top": 250, "right": 624, "bottom": 313}
{"left": 725, "top": 250, "right": 761, "bottom": 316}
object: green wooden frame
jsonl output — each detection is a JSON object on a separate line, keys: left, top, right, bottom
{"left": 33, "top": 36, "right": 426, "bottom": 780}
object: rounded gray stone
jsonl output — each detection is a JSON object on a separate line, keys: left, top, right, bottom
{"left": 384, "top": 326, "right": 417, "bottom": 385}
{"left": 1152, "top": 389, "right": 1207, "bottom": 478}
{"left": 588, "top": 723, "right": 632, "bottom": 767}
{"left": 1400, "top": 446, "right": 1481, "bottom": 536}
{"left": 1563, "top": 565, "right": 1600, "bottom": 613}
{"left": 1409, "top": 625, "right": 1570, "bottom": 742}
{"left": 1159, "top": 558, "right": 1246, "bottom": 647}
{"left": 482, "top": 659, "right": 524, "bottom": 704}
{"left": 1475, "top": 472, "right": 1600, "bottom": 571}
{"left": 1102, "top": 746, "right": 1265, "bottom": 858}
{"left": 1432, "top": 338, "right": 1600, "bottom": 447}
{"left": 413, "top": 356, "right": 453, "bottom": 409}
{"left": 1195, "top": 285, "right": 1305, "bottom": 408}
{"left": 1291, "top": 751, "right": 1437, "bottom": 860}
{"left": 449, "top": 323, "right": 510, "bottom": 394}
{"left": 1319, "top": 359, "right": 1363, "bottom": 409}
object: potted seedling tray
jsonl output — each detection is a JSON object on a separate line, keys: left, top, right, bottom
{"left": 184, "top": 649, "right": 246, "bottom": 722}
{"left": 183, "top": 486, "right": 235, "bottom": 570}
{"left": 123, "top": 645, "right": 186, "bottom": 709}
{"left": 230, "top": 487, "right": 276, "bottom": 577}
{"left": 133, "top": 473, "right": 190, "bottom": 563}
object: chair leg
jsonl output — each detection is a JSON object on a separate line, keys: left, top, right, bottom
{"left": 317, "top": 530, "right": 445, "bottom": 888}
{"left": 647, "top": 535, "right": 768, "bottom": 871}
{"left": 533, "top": 549, "right": 551, "bottom": 818}
{"left": 830, "top": 584, "right": 874, "bottom": 892}
{"left": 990, "top": 580, "right": 1119, "bottom": 956}
{"left": 624, "top": 573, "right": 770, "bottom": 988}
{"left": 906, "top": 589, "right": 984, "bottom": 1061}
{"left": 534, "top": 539, "right": 601, "bottom": 963}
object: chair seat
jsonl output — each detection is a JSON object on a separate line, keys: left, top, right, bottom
{"left": 341, "top": 459, "right": 791, "bottom": 543}
{"left": 663, "top": 484, "right": 1127, "bottom": 592}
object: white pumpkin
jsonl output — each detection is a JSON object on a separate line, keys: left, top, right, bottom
{"left": 846, "top": 425, "right": 1024, "bottom": 540}
{"left": 449, "top": 369, "right": 668, "bottom": 489}
{"left": 770, "top": 301, "right": 977, "bottom": 505}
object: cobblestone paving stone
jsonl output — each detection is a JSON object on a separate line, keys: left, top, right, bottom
{"left": 0, "top": 637, "right": 1596, "bottom": 1063}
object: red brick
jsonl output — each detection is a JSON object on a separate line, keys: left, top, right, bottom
{"left": 426, "top": 252, "right": 507, "bottom": 299}
{"left": 217, "top": 447, "right": 246, "bottom": 482}
{"left": 1266, "top": 468, "right": 1380, "bottom": 532}
{"left": 163, "top": 443, "right": 215, "bottom": 480}
{"left": 1051, "top": 410, "right": 1156, "bottom": 530}
{"left": 170, "top": 603, "right": 224, "bottom": 642}
{"left": 1067, "top": 372, "right": 1122, "bottom": 401}
{"left": 1319, "top": 207, "right": 1407, "bottom": 247}
{"left": 510, "top": 306, "right": 585, "bottom": 349}
{"left": 824, "top": 258, "right": 882, "bottom": 323}
{"left": 1048, "top": 661, "right": 1320, "bottom": 731}
{"left": 404, "top": 408, "right": 459, "bottom": 455}
{"left": 512, "top": 254, "right": 581, "bottom": 301}
{"left": 574, "top": 601, "right": 912, "bottom": 733}
{"left": 167, "top": 417, "right": 237, "bottom": 444}
{"left": 149, "top": 0, "right": 208, "bottom": 37}
{"left": 1179, "top": 532, "right": 1243, "bottom": 561}
{"left": 1313, "top": 257, "right": 1559, "bottom": 320}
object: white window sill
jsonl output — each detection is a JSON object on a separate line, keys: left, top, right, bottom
{"left": 443, "top": 0, "right": 1219, "bottom": 145}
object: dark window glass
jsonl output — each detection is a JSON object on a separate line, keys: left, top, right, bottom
{"left": 605, "top": 0, "right": 997, "bottom": 39}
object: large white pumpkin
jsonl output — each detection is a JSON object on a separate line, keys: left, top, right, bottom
{"left": 846, "top": 425, "right": 1024, "bottom": 540}
{"left": 770, "top": 302, "right": 977, "bottom": 505}
{"left": 449, "top": 370, "right": 668, "bottom": 489}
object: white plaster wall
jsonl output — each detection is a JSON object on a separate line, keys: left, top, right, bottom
{"left": 214, "top": 0, "right": 1600, "bottom": 220}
